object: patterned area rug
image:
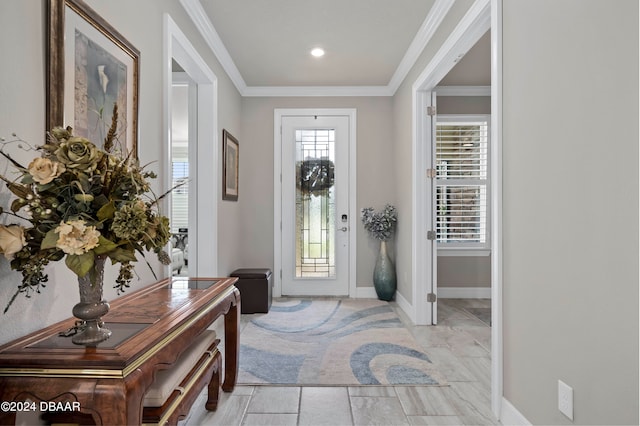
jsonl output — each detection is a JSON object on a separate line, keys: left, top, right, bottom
{"left": 238, "top": 298, "right": 447, "bottom": 386}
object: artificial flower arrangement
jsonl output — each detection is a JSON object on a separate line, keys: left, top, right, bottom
{"left": 0, "top": 107, "right": 172, "bottom": 313}
{"left": 360, "top": 204, "right": 398, "bottom": 241}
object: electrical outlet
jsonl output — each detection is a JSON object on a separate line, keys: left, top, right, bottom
{"left": 558, "top": 380, "right": 573, "bottom": 420}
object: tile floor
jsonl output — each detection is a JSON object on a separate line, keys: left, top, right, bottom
{"left": 183, "top": 298, "right": 498, "bottom": 426}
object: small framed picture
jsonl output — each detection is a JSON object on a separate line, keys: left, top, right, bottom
{"left": 222, "top": 129, "right": 239, "bottom": 201}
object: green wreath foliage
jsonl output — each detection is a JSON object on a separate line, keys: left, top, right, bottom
{"left": 296, "top": 158, "right": 335, "bottom": 196}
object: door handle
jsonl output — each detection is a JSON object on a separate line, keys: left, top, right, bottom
{"left": 339, "top": 226, "right": 348, "bottom": 232}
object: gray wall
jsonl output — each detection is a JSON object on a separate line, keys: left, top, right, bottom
{"left": 437, "top": 255, "right": 491, "bottom": 288}
{"left": 0, "top": 0, "right": 243, "bottom": 345}
{"left": 437, "top": 96, "right": 491, "bottom": 115}
{"left": 502, "top": 1, "right": 638, "bottom": 423}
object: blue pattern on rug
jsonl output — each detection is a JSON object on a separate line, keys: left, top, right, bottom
{"left": 239, "top": 344, "right": 305, "bottom": 383}
{"left": 327, "top": 318, "right": 404, "bottom": 339}
{"left": 386, "top": 366, "right": 439, "bottom": 385}
{"left": 308, "top": 305, "right": 397, "bottom": 335}
{"left": 350, "top": 342, "right": 435, "bottom": 385}
{"left": 238, "top": 299, "right": 447, "bottom": 386}
{"left": 251, "top": 300, "right": 342, "bottom": 333}
{"left": 269, "top": 299, "right": 313, "bottom": 313}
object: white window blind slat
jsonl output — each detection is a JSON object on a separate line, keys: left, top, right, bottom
{"left": 435, "top": 118, "right": 490, "bottom": 248}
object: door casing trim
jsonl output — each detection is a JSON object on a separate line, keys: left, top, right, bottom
{"left": 273, "top": 108, "right": 357, "bottom": 298}
{"left": 163, "top": 14, "right": 219, "bottom": 277}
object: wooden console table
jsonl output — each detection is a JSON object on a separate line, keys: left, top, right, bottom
{"left": 0, "top": 277, "right": 240, "bottom": 425}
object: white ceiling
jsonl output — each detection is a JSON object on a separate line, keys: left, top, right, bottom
{"left": 182, "top": 0, "right": 490, "bottom": 96}
{"left": 199, "top": 0, "right": 435, "bottom": 87}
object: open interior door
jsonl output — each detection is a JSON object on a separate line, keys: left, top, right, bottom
{"left": 428, "top": 91, "right": 438, "bottom": 324}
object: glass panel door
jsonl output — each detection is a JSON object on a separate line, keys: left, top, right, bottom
{"left": 281, "top": 116, "right": 349, "bottom": 295}
{"left": 296, "top": 129, "right": 336, "bottom": 278}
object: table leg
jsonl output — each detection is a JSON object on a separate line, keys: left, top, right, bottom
{"left": 205, "top": 350, "right": 222, "bottom": 410}
{"left": 222, "top": 290, "right": 240, "bottom": 392}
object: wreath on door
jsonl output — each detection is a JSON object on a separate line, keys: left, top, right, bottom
{"left": 296, "top": 158, "right": 335, "bottom": 196}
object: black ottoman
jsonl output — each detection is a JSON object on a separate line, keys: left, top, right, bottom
{"left": 230, "top": 268, "right": 273, "bottom": 314}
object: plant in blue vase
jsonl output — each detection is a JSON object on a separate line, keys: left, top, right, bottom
{"left": 361, "top": 204, "right": 397, "bottom": 301}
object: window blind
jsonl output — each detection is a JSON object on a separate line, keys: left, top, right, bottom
{"left": 171, "top": 161, "right": 189, "bottom": 232}
{"left": 435, "top": 120, "right": 489, "bottom": 246}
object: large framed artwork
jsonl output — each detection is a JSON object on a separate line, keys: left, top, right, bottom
{"left": 48, "top": 0, "right": 140, "bottom": 157}
{"left": 222, "top": 129, "right": 239, "bottom": 201}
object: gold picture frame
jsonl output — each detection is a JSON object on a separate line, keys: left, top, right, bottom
{"left": 222, "top": 129, "right": 239, "bottom": 201}
{"left": 47, "top": 0, "right": 140, "bottom": 157}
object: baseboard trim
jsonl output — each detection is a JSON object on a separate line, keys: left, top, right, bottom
{"left": 438, "top": 287, "right": 491, "bottom": 299}
{"left": 355, "top": 286, "right": 378, "bottom": 299}
{"left": 501, "top": 397, "right": 532, "bottom": 426}
{"left": 394, "top": 290, "right": 415, "bottom": 323}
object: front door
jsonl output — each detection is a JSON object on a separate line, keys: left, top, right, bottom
{"left": 280, "top": 114, "right": 351, "bottom": 296}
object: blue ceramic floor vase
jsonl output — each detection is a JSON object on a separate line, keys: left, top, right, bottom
{"left": 373, "top": 240, "right": 396, "bottom": 301}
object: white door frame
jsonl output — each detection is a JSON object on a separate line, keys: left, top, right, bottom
{"left": 412, "top": 0, "right": 491, "bottom": 321}
{"left": 163, "top": 14, "right": 218, "bottom": 277}
{"left": 274, "top": 108, "right": 357, "bottom": 298}
{"left": 411, "top": 0, "right": 504, "bottom": 419}
{"left": 489, "top": 0, "right": 503, "bottom": 418}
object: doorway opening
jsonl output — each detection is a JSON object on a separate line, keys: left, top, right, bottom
{"left": 169, "top": 71, "right": 194, "bottom": 276}
{"left": 163, "top": 14, "right": 218, "bottom": 277}
{"left": 411, "top": 0, "right": 503, "bottom": 418}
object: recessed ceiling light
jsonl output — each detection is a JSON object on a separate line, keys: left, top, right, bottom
{"left": 311, "top": 48, "right": 325, "bottom": 57}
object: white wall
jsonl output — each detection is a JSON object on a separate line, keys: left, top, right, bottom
{"left": 0, "top": 0, "right": 242, "bottom": 345}
{"left": 502, "top": 1, "right": 638, "bottom": 423}
{"left": 0, "top": 1, "right": 58, "bottom": 344}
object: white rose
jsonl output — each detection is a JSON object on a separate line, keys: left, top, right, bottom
{"left": 55, "top": 220, "right": 100, "bottom": 255}
{"left": 28, "top": 157, "right": 65, "bottom": 184}
{"left": 0, "top": 224, "right": 26, "bottom": 260}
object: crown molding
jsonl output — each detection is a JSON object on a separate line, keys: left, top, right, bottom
{"left": 182, "top": 0, "right": 456, "bottom": 97}
{"left": 243, "top": 85, "right": 394, "bottom": 97}
{"left": 387, "top": 0, "right": 456, "bottom": 94}
{"left": 179, "top": 0, "right": 247, "bottom": 94}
